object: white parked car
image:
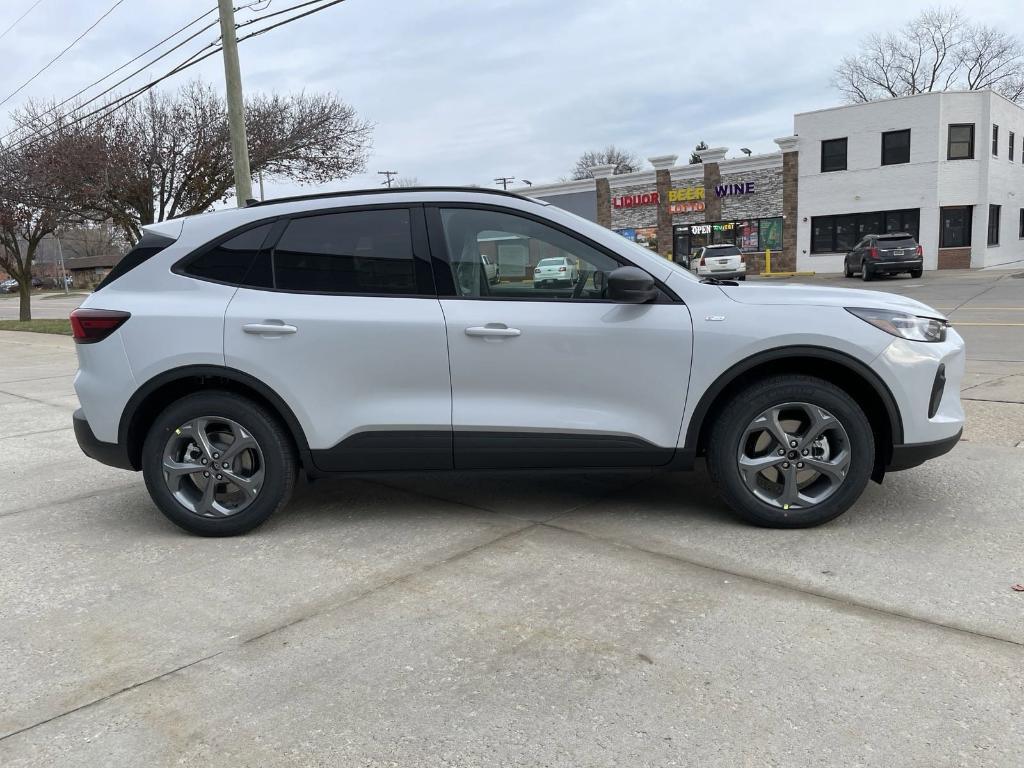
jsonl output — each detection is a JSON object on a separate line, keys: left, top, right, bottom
{"left": 72, "top": 188, "right": 964, "bottom": 536}
{"left": 533, "top": 256, "right": 578, "bottom": 287}
{"left": 688, "top": 244, "right": 747, "bottom": 280}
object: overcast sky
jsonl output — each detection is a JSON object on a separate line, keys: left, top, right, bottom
{"left": 2, "top": 0, "right": 1022, "bottom": 199}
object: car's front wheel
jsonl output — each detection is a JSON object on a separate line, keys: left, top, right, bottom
{"left": 141, "top": 391, "right": 297, "bottom": 536}
{"left": 706, "top": 375, "right": 874, "bottom": 527}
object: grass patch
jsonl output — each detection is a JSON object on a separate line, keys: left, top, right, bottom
{"left": 0, "top": 319, "right": 73, "bottom": 335}
{"left": 40, "top": 292, "right": 89, "bottom": 300}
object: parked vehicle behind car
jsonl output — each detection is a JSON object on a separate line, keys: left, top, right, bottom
{"left": 687, "top": 244, "right": 747, "bottom": 280}
{"left": 71, "top": 187, "right": 964, "bottom": 537}
{"left": 844, "top": 232, "right": 924, "bottom": 281}
{"left": 0, "top": 276, "right": 45, "bottom": 292}
{"left": 533, "top": 256, "right": 578, "bottom": 287}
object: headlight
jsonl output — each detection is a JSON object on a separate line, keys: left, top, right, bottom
{"left": 846, "top": 307, "right": 948, "bottom": 342}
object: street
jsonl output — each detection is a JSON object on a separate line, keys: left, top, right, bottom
{"left": 1, "top": 270, "right": 1023, "bottom": 766}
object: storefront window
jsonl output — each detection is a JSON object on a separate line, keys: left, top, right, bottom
{"left": 737, "top": 220, "right": 759, "bottom": 251}
{"left": 835, "top": 215, "right": 858, "bottom": 251}
{"left": 811, "top": 209, "right": 920, "bottom": 253}
{"left": 856, "top": 212, "right": 882, "bottom": 241}
{"left": 759, "top": 218, "right": 783, "bottom": 251}
{"left": 940, "top": 206, "right": 972, "bottom": 247}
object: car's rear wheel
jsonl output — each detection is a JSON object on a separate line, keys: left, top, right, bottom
{"left": 706, "top": 375, "right": 874, "bottom": 528}
{"left": 910, "top": 268, "right": 923, "bottom": 278}
{"left": 142, "top": 391, "right": 297, "bottom": 536}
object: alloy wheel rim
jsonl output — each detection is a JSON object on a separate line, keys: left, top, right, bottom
{"left": 737, "top": 401, "right": 852, "bottom": 510}
{"left": 161, "top": 416, "right": 265, "bottom": 517}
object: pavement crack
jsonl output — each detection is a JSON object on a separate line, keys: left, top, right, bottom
{"left": 540, "top": 521, "right": 1024, "bottom": 650}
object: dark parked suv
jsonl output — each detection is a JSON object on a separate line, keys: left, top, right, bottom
{"left": 844, "top": 233, "right": 923, "bottom": 281}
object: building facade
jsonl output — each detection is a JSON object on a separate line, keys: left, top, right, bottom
{"left": 794, "top": 90, "right": 1024, "bottom": 272}
{"left": 518, "top": 89, "right": 1023, "bottom": 273}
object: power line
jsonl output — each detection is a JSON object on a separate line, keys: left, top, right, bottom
{"left": 0, "top": 0, "right": 129, "bottom": 110}
{"left": 0, "top": 0, "right": 47, "bottom": 43}
{"left": 4, "top": 0, "right": 349, "bottom": 155}
{"left": 0, "top": 6, "right": 220, "bottom": 145}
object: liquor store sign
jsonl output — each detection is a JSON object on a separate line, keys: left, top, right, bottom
{"left": 613, "top": 182, "right": 755, "bottom": 212}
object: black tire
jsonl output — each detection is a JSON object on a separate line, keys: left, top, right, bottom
{"left": 910, "top": 268, "right": 923, "bottom": 278}
{"left": 738, "top": 274, "right": 747, "bottom": 281}
{"left": 844, "top": 260, "right": 854, "bottom": 277}
{"left": 705, "top": 375, "right": 874, "bottom": 528}
{"left": 142, "top": 390, "right": 297, "bottom": 536}
{"left": 860, "top": 261, "right": 873, "bottom": 281}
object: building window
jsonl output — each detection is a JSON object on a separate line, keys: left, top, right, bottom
{"left": 821, "top": 138, "right": 847, "bottom": 172}
{"left": 809, "top": 209, "right": 920, "bottom": 253}
{"left": 988, "top": 204, "right": 1001, "bottom": 245}
{"left": 1019, "top": 208, "right": 1024, "bottom": 238}
{"left": 992, "top": 124, "right": 999, "bottom": 156}
{"left": 948, "top": 124, "right": 975, "bottom": 160}
{"left": 1011, "top": 131, "right": 1016, "bottom": 161}
{"left": 940, "top": 206, "right": 972, "bottom": 248}
{"left": 881, "top": 129, "right": 911, "bottom": 165}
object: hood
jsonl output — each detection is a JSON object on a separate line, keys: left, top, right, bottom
{"left": 719, "top": 283, "right": 945, "bottom": 319}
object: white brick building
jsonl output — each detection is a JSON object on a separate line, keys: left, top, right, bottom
{"left": 794, "top": 90, "right": 1024, "bottom": 272}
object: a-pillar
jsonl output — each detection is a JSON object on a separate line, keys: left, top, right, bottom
{"left": 591, "top": 164, "right": 616, "bottom": 229}
{"left": 648, "top": 154, "right": 678, "bottom": 260}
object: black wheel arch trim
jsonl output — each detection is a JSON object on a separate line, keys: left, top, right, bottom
{"left": 118, "top": 365, "right": 312, "bottom": 472}
{"left": 680, "top": 345, "right": 904, "bottom": 461}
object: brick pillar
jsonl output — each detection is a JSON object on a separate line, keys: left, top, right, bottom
{"left": 775, "top": 136, "right": 799, "bottom": 272}
{"left": 697, "top": 147, "right": 727, "bottom": 223}
{"left": 591, "top": 163, "right": 616, "bottom": 229}
{"left": 648, "top": 154, "right": 677, "bottom": 260}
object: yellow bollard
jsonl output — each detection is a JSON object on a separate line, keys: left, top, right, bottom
{"left": 764, "top": 248, "right": 771, "bottom": 274}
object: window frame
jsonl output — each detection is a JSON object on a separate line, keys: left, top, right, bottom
{"left": 988, "top": 204, "right": 1001, "bottom": 246}
{"left": 881, "top": 129, "right": 911, "bottom": 166}
{"left": 947, "top": 123, "right": 975, "bottom": 160}
{"left": 820, "top": 137, "right": 848, "bottom": 173}
{"left": 939, "top": 206, "right": 973, "bottom": 249}
{"left": 1019, "top": 208, "right": 1024, "bottom": 239}
{"left": 173, "top": 203, "right": 437, "bottom": 298}
{"left": 992, "top": 124, "right": 999, "bottom": 157}
{"left": 425, "top": 203, "right": 681, "bottom": 303}
{"left": 809, "top": 209, "right": 920, "bottom": 254}
{"left": 1011, "top": 131, "right": 1016, "bottom": 162}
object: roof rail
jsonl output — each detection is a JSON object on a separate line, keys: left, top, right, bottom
{"left": 246, "top": 185, "right": 533, "bottom": 207}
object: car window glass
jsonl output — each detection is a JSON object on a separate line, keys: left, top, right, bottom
{"left": 439, "top": 208, "right": 621, "bottom": 301}
{"left": 273, "top": 209, "right": 417, "bottom": 295}
{"left": 185, "top": 224, "right": 273, "bottom": 285}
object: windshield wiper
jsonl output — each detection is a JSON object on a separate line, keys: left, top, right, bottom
{"left": 700, "top": 276, "right": 739, "bottom": 286}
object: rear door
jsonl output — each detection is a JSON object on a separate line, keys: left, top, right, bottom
{"left": 223, "top": 205, "right": 453, "bottom": 471}
{"left": 429, "top": 205, "right": 693, "bottom": 469}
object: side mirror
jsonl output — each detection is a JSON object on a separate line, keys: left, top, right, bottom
{"left": 607, "top": 266, "right": 658, "bottom": 304}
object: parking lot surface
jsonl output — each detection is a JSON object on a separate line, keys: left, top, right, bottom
{"left": 1, "top": 270, "right": 1023, "bottom": 766}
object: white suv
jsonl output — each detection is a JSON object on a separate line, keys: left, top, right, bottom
{"left": 71, "top": 188, "right": 964, "bottom": 536}
{"left": 688, "top": 244, "right": 747, "bottom": 280}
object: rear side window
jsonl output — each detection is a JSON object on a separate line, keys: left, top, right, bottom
{"left": 185, "top": 224, "right": 273, "bottom": 284}
{"left": 95, "top": 231, "right": 176, "bottom": 291}
{"left": 273, "top": 209, "right": 418, "bottom": 295}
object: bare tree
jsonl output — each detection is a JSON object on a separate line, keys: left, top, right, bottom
{"left": 832, "top": 6, "right": 1024, "bottom": 104}
{"left": 53, "top": 80, "right": 373, "bottom": 243}
{"left": 59, "top": 221, "right": 129, "bottom": 260}
{"left": 689, "top": 140, "right": 709, "bottom": 164}
{"left": 570, "top": 145, "right": 640, "bottom": 179}
{"left": 0, "top": 115, "right": 99, "bottom": 320}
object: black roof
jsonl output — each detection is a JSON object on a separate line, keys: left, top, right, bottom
{"left": 245, "top": 186, "right": 532, "bottom": 208}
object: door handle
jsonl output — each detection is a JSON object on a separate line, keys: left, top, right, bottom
{"left": 465, "top": 324, "right": 521, "bottom": 338}
{"left": 243, "top": 322, "right": 297, "bottom": 335}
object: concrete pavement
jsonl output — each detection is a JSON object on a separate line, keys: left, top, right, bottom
{"left": 2, "top": 270, "right": 1024, "bottom": 766}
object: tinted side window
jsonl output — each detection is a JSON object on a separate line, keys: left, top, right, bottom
{"left": 186, "top": 224, "right": 273, "bottom": 285}
{"left": 273, "top": 209, "right": 417, "bottom": 294}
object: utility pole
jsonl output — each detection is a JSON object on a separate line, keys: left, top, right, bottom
{"left": 378, "top": 170, "right": 398, "bottom": 188}
{"left": 494, "top": 176, "right": 515, "bottom": 190}
{"left": 54, "top": 234, "right": 68, "bottom": 294}
{"left": 218, "top": 0, "right": 253, "bottom": 206}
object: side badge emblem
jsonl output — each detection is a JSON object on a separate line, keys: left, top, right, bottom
{"left": 704, "top": 315, "right": 726, "bottom": 322}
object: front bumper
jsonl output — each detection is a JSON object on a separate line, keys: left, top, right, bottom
{"left": 888, "top": 429, "right": 962, "bottom": 471}
{"left": 73, "top": 408, "right": 134, "bottom": 471}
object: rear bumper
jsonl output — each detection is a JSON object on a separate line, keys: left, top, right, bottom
{"left": 888, "top": 428, "right": 962, "bottom": 471}
{"left": 73, "top": 408, "right": 135, "bottom": 471}
{"left": 697, "top": 270, "right": 747, "bottom": 280}
{"left": 871, "top": 259, "right": 923, "bottom": 273}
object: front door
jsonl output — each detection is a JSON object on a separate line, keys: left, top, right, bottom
{"left": 430, "top": 206, "right": 694, "bottom": 469}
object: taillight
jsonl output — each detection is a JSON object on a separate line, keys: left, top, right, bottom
{"left": 558, "top": 266, "right": 566, "bottom": 272}
{"left": 868, "top": 247, "right": 879, "bottom": 259}
{"left": 916, "top": 245, "right": 923, "bottom": 257}
{"left": 70, "top": 309, "right": 130, "bottom": 344}
{"left": 699, "top": 255, "right": 706, "bottom": 266}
